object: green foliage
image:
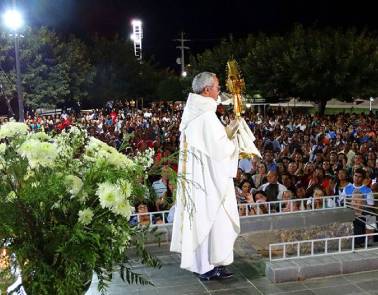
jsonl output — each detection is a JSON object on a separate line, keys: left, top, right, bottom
{"left": 156, "top": 73, "right": 186, "bottom": 101}
{"left": 190, "top": 37, "right": 254, "bottom": 85}
{"left": 190, "top": 25, "right": 378, "bottom": 114}
{"left": 0, "top": 27, "right": 186, "bottom": 109}
{"left": 87, "top": 35, "right": 163, "bottom": 106}
{"left": 0, "top": 27, "right": 95, "bottom": 109}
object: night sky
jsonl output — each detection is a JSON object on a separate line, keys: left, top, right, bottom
{"left": 1, "top": 0, "right": 377, "bottom": 68}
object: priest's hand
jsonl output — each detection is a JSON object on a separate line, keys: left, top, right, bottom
{"left": 225, "top": 119, "right": 240, "bottom": 139}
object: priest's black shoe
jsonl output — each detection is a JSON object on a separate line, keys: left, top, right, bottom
{"left": 198, "top": 266, "right": 233, "bottom": 281}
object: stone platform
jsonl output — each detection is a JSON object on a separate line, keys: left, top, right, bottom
{"left": 266, "top": 249, "right": 378, "bottom": 283}
{"left": 87, "top": 241, "right": 378, "bottom": 295}
{"left": 86, "top": 208, "right": 378, "bottom": 293}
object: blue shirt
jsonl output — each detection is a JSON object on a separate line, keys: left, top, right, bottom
{"left": 342, "top": 184, "right": 374, "bottom": 205}
{"left": 152, "top": 179, "right": 167, "bottom": 198}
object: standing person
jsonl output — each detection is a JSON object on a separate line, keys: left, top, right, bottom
{"left": 342, "top": 168, "right": 374, "bottom": 206}
{"left": 171, "top": 72, "right": 240, "bottom": 281}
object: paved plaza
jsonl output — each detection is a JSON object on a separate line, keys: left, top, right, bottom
{"left": 87, "top": 237, "right": 378, "bottom": 295}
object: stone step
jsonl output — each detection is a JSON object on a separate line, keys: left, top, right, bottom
{"left": 145, "top": 208, "right": 355, "bottom": 244}
{"left": 266, "top": 249, "right": 378, "bottom": 283}
{"left": 240, "top": 208, "right": 354, "bottom": 233}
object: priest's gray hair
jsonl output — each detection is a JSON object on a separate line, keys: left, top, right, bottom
{"left": 192, "top": 72, "right": 216, "bottom": 94}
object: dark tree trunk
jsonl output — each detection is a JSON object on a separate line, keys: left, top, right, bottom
{"left": 5, "top": 97, "right": 15, "bottom": 117}
{"left": 318, "top": 100, "right": 327, "bottom": 115}
{"left": 1, "top": 96, "right": 15, "bottom": 117}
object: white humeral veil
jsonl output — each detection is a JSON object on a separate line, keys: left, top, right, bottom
{"left": 170, "top": 93, "right": 240, "bottom": 274}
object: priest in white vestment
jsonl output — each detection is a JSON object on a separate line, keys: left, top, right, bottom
{"left": 170, "top": 72, "right": 240, "bottom": 280}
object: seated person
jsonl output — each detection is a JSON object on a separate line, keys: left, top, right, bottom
{"left": 281, "top": 190, "right": 299, "bottom": 212}
{"left": 249, "top": 190, "right": 269, "bottom": 215}
{"left": 258, "top": 170, "right": 287, "bottom": 202}
{"left": 238, "top": 203, "right": 248, "bottom": 217}
{"left": 236, "top": 180, "right": 254, "bottom": 203}
{"left": 295, "top": 181, "right": 307, "bottom": 210}
{"left": 306, "top": 187, "right": 325, "bottom": 210}
{"left": 129, "top": 203, "right": 152, "bottom": 226}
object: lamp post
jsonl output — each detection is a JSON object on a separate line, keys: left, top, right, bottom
{"left": 130, "top": 19, "right": 143, "bottom": 62}
{"left": 3, "top": 9, "right": 24, "bottom": 122}
{"left": 369, "top": 97, "right": 374, "bottom": 112}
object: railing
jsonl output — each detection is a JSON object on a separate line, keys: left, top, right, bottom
{"left": 129, "top": 195, "right": 348, "bottom": 226}
{"left": 238, "top": 195, "right": 345, "bottom": 218}
{"left": 130, "top": 210, "right": 171, "bottom": 226}
{"left": 269, "top": 233, "right": 378, "bottom": 261}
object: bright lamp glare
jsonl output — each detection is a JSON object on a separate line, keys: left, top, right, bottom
{"left": 3, "top": 9, "right": 23, "bottom": 31}
{"left": 131, "top": 19, "right": 142, "bottom": 26}
{"left": 130, "top": 33, "right": 140, "bottom": 42}
{"left": 182, "top": 71, "right": 187, "bottom": 77}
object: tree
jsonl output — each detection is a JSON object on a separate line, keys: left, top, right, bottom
{"left": 190, "top": 25, "right": 378, "bottom": 114}
{"left": 0, "top": 27, "right": 94, "bottom": 110}
{"left": 156, "top": 73, "right": 186, "bottom": 101}
{"left": 87, "top": 35, "right": 162, "bottom": 107}
{"left": 189, "top": 37, "right": 254, "bottom": 85}
{"left": 55, "top": 36, "right": 95, "bottom": 107}
{"left": 244, "top": 25, "right": 378, "bottom": 113}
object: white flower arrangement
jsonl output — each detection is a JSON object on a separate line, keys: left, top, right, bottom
{"left": 0, "top": 123, "right": 159, "bottom": 294}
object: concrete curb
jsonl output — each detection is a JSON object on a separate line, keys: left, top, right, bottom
{"left": 266, "top": 249, "right": 378, "bottom": 282}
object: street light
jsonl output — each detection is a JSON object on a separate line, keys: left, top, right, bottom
{"left": 2, "top": 8, "right": 24, "bottom": 122}
{"left": 369, "top": 97, "right": 374, "bottom": 112}
{"left": 130, "top": 19, "right": 143, "bottom": 61}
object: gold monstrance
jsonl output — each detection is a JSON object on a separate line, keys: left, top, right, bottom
{"left": 225, "top": 59, "right": 262, "bottom": 159}
{"left": 226, "top": 59, "right": 245, "bottom": 117}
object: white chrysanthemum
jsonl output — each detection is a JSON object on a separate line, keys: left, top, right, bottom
{"left": 107, "top": 151, "right": 135, "bottom": 169}
{"left": 0, "top": 122, "right": 28, "bottom": 139}
{"left": 78, "top": 208, "right": 94, "bottom": 225}
{"left": 118, "top": 179, "right": 132, "bottom": 199}
{"left": 85, "top": 137, "right": 107, "bottom": 153}
{"left": 0, "top": 143, "right": 6, "bottom": 155}
{"left": 111, "top": 200, "right": 132, "bottom": 219}
{"left": 85, "top": 136, "right": 135, "bottom": 169}
{"left": 96, "top": 182, "right": 123, "bottom": 209}
{"left": 28, "top": 132, "right": 51, "bottom": 142}
{"left": 65, "top": 175, "right": 83, "bottom": 196}
{"left": 18, "top": 139, "right": 59, "bottom": 169}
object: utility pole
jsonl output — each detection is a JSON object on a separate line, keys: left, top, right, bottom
{"left": 173, "top": 32, "right": 190, "bottom": 77}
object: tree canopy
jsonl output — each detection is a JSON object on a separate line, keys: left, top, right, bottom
{"left": 0, "top": 27, "right": 95, "bottom": 110}
{"left": 2, "top": 25, "right": 378, "bottom": 115}
{"left": 190, "top": 25, "right": 378, "bottom": 113}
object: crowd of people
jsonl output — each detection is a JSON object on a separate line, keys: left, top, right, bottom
{"left": 1, "top": 101, "right": 377, "bottom": 238}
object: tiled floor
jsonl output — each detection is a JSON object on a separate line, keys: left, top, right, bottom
{"left": 87, "top": 240, "right": 378, "bottom": 295}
